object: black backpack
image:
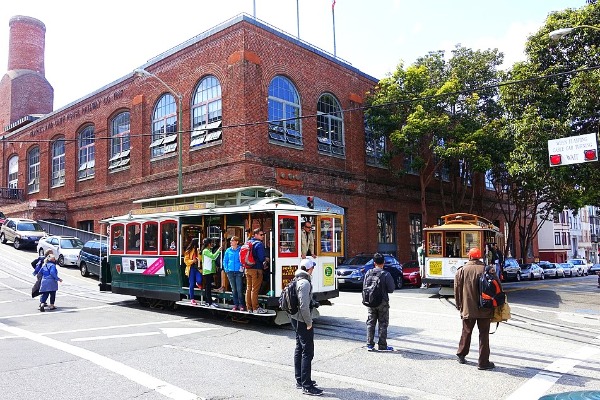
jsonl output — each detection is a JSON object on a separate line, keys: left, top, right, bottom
{"left": 279, "top": 278, "right": 299, "bottom": 314}
{"left": 362, "top": 269, "right": 385, "bottom": 307}
{"left": 479, "top": 266, "right": 506, "bottom": 308}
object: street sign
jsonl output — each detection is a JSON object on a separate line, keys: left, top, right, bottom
{"left": 548, "top": 133, "right": 598, "bottom": 166}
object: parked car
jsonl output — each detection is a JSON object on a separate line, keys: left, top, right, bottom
{"left": 37, "top": 235, "right": 84, "bottom": 267}
{"left": 540, "top": 262, "right": 565, "bottom": 278}
{"left": 589, "top": 263, "right": 600, "bottom": 274}
{"left": 559, "top": 262, "right": 575, "bottom": 277}
{"left": 336, "top": 254, "right": 403, "bottom": 290}
{"left": 401, "top": 260, "right": 421, "bottom": 287}
{"left": 566, "top": 259, "right": 588, "bottom": 276}
{"left": 502, "top": 258, "right": 522, "bottom": 281}
{"left": 0, "top": 211, "right": 6, "bottom": 226}
{"left": 519, "top": 263, "right": 544, "bottom": 280}
{"left": 0, "top": 218, "right": 46, "bottom": 249}
{"left": 78, "top": 239, "right": 108, "bottom": 277}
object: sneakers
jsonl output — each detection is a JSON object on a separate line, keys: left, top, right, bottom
{"left": 366, "top": 344, "right": 375, "bottom": 351}
{"left": 239, "top": 306, "right": 246, "bottom": 312}
{"left": 457, "top": 355, "right": 466, "bottom": 364}
{"left": 302, "top": 386, "right": 323, "bottom": 396}
{"left": 39, "top": 304, "right": 45, "bottom": 312}
{"left": 209, "top": 303, "right": 219, "bottom": 308}
{"left": 255, "top": 307, "right": 268, "bottom": 314}
{"left": 190, "top": 299, "right": 197, "bottom": 305}
{"left": 378, "top": 346, "right": 393, "bottom": 351}
{"left": 478, "top": 362, "right": 496, "bottom": 370}
{"left": 296, "top": 380, "right": 317, "bottom": 389}
{"left": 232, "top": 306, "right": 239, "bottom": 311}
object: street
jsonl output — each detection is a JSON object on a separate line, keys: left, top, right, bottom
{"left": 0, "top": 244, "right": 599, "bottom": 400}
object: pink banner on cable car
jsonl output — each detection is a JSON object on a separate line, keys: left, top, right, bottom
{"left": 142, "top": 257, "right": 165, "bottom": 275}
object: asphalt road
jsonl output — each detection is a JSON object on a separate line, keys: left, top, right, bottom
{"left": 0, "top": 244, "right": 598, "bottom": 399}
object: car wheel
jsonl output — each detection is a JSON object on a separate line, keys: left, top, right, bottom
{"left": 395, "top": 275, "right": 403, "bottom": 290}
{"left": 57, "top": 255, "right": 65, "bottom": 267}
{"left": 80, "top": 262, "right": 89, "bottom": 277}
{"left": 38, "top": 248, "right": 44, "bottom": 257}
{"left": 516, "top": 273, "right": 521, "bottom": 282}
{"left": 0, "top": 233, "right": 5, "bottom": 244}
{"left": 540, "top": 273, "right": 545, "bottom": 280}
{"left": 529, "top": 273, "right": 533, "bottom": 280}
{"left": 13, "top": 238, "right": 21, "bottom": 250}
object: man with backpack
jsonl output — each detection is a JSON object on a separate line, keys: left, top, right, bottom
{"left": 363, "top": 253, "right": 396, "bottom": 351}
{"left": 454, "top": 247, "right": 496, "bottom": 370}
{"left": 244, "top": 228, "right": 267, "bottom": 314}
{"left": 290, "top": 267, "right": 322, "bottom": 396}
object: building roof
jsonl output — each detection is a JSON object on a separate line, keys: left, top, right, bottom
{"left": 282, "top": 194, "right": 344, "bottom": 215}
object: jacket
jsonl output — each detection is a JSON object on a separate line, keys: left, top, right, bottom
{"left": 37, "top": 262, "right": 60, "bottom": 293}
{"left": 301, "top": 230, "right": 315, "bottom": 257}
{"left": 454, "top": 259, "right": 494, "bottom": 319}
{"left": 290, "top": 269, "right": 313, "bottom": 326}
{"left": 363, "top": 267, "right": 395, "bottom": 304}
{"left": 201, "top": 247, "right": 220, "bottom": 275}
{"left": 223, "top": 246, "right": 242, "bottom": 273}
{"left": 183, "top": 247, "right": 199, "bottom": 276}
{"left": 248, "top": 238, "right": 266, "bottom": 270}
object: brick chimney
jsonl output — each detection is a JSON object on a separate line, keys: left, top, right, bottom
{"left": 0, "top": 15, "right": 54, "bottom": 131}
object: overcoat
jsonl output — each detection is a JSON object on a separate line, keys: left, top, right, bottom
{"left": 38, "top": 262, "right": 60, "bottom": 293}
{"left": 454, "top": 259, "right": 494, "bottom": 319}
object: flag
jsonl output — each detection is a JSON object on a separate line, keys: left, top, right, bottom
{"left": 332, "top": 0, "right": 336, "bottom": 10}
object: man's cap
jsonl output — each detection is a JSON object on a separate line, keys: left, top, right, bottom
{"left": 300, "top": 258, "right": 315, "bottom": 270}
{"left": 468, "top": 247, "right": 481, "bottom": 258}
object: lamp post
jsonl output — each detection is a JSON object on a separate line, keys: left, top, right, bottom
{"left": 133, "top": 68, "right": 184, "bottom": 195}
{"left": 549, "top": 25, "right": 600, "bottom": 40}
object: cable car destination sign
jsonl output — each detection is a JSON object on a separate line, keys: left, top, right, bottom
{"left": 547, "top": 133, "right": 598, "bottom": 167}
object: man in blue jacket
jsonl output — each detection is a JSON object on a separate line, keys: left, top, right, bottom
{"left": 245, "top": 228, "right": 267, "bottom": 314}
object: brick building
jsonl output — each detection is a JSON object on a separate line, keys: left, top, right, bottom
{"left": 0, "top": 14, "right": 500, "bottom": 262}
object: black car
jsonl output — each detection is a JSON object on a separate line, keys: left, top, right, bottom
{"left": 502, "top": 258, "right": 522, "bottom": 281}
{"left": 78, "top": 239, "right": 108, "bottom": 277}
{"left": 336, "top": 254, "right": 403, "bottom": 290}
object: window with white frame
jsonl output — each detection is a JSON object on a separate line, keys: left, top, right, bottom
{"left": 8, "top": 155, "right": 18, "bottom": 189}
{"left": 150, "top": 94, "right": 177, "bottom": 158}
{"left": 317, "top": 93, "right": 344, "bottom": 156}
{"left": 268, "top": 76, "right": 302, "bottom": 146}
{"left": 365, "top": 117, "right": 385, "bottom": 166}
{"left": 28, "top": 147, "right": 40, "bottom": 193}
{"left": 78, "top": 125, "right": 95, "bottom": 179}
{"left": 109, "top": 111, "right": 130, "bottom": 170}
{"left": 191, "top": 76, "right": 222, "bottom": 148}
{"left": 554, "top": 232, "right": 561, "bottom": 245}
{"left": 51, "top": 138, "right": 65, "bottom": 187}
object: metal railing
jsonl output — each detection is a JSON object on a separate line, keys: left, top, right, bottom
{"left": 0, "top": 187, "right": 24, "bottom": 201}
{"left": 37, "top": 220, "right": 107, "bottom": 244}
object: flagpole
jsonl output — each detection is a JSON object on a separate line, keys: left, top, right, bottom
{"left": 253, "top": 0, "right": 256, "bottom": 18}
{"left": 332, "top": 0, "right": 337, "bottom": 57}
{"left": 296, "top": 0, "right": 300, "bottom": 38}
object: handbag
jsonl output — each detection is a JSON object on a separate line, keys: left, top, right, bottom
{"left": 31, "top": 274, "right": 42, "bottom": 298}
{"left": 490, "top": 298, "right": 511, "bottom": 334}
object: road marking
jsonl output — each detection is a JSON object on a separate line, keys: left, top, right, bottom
{"left": 72, "top": 328, "right": 214, "bottom": 342}
{"left": 0, "top": 321, "right": 202, "bottom": 400}
{"left": 165, "top": 345, "right": 449, "bottom": 400}
{"left": 0, "top": 304, "right": 116, "bottom": 321}
{"left": 505, "top": 340, "right": 600, "bottom": 400}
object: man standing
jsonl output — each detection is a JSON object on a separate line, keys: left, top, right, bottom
{"left": 245, "top": 228, "right": 267, "bottom": 314}
{"left": 364, "top": 253, "right": 396, "bottom": 351}
{"left": 454, "top": 247, "right": 496, "bottom": 370}
{"left": 417, "top": 240, "right": 426, "bottom": 288}
{"left": 290, "top": 267, "right": 322, "bottom": 396}
{"left": 301, "top": 221, "right": 315, "bottom": 259}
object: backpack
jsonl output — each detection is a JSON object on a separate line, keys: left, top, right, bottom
{"left": 279, "top": 278, "right": 299, "bottom": 314}
{"left": 239, "top": 240, "right": 256, "bottom": 268}
{"left": 362, "top": 269, "right": 385, "bottom": 307}
{"left": 479, "top": 266, "right": 506, "bottom": 309}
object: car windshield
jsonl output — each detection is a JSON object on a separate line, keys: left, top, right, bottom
{"left": 17, "top": 222, "right": 43, "bottom": 231}
{"left": 342, "top": 256, "right": 372, "bottom": 265}
{"left": 541, "top": 264, "right": 555, "bottom": 269}
{"left": 568, "top": 260, "right": 584, "bottom": 265}
{"left": 60, "top": 238, "right": 84, "bottom": 249}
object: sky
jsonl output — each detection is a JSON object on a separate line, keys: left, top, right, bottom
{"left": 0, "top": 0, "right": 586, "bottom": 110}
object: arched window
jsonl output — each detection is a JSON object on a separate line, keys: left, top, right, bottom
{"left": 51, "top": 137, "right": 65, "bottom": 187}
{"left": 109, "top": 111, "right": 131, "bottom": 170}
{"left": 78, "top": 125, "right": 95, "bottom": 179}
{"left": 28, "top": 147, "right": 40, "bottom": 193}
{"left": 191, "top": 76, "right": 222, "bottom": 148}
{"left": 317, "top": 93, "right": 344, "bottom": 156}
{"left": 150, "top": 94, "right": 177, "bottom": 158}
{"left": 8, "top": 155, "right": 18, "bottom": 189}
{"left": 365, "top": 117, "right": 385, "bottom": 166}
{"left": 268, "top": 76, "right": 302, "bottom": 146}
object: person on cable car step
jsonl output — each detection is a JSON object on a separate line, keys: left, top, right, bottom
{"left": 223, "top": 236, "right": 246, "bottom": 311}
{"left": 201, "top": 238, "right": 221, "bottom": 308}
{"left": 184, "top": 238, "right": 202, "bottom": 305}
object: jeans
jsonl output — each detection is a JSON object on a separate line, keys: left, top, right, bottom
{"left": 291, "top": 318, "right": 314, "bottom": 389}
{"left": 457, "top": 318, "right": 491, "bottom": 367}
{"left": 188, "top": 269, "right": 202, "bottom": 300}
{"left": 203, "top": 273, "right": 214, "bottom": 305}
{"left": 226, "top": 271, "right": 245, "bottom": 307}
{"left": 245, "top": 268, "right": 262, "bottom": 311}
{"left": 40, "top": 291, "right": 56, "bottom": 305}
{"left": 366, "top": 301, "right": 390, "bottom": 348}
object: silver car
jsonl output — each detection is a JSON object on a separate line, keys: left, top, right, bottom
{"left": 559, "top": 263, "right": 575, "bottom": 277}
{"left": 540, "top": 263, "right": 564, "bottom": 278}
{"left": 37, "top": 235, "right": 84, "bottom": 267}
